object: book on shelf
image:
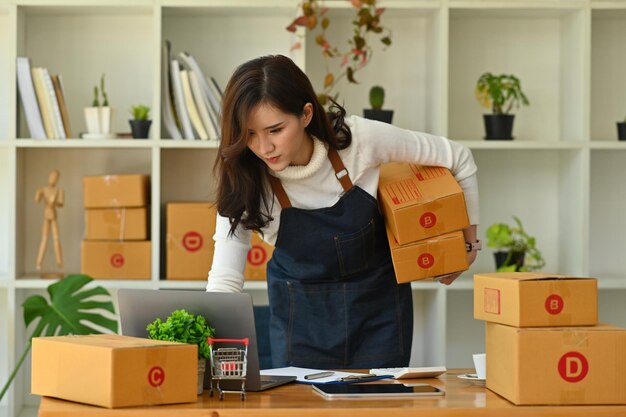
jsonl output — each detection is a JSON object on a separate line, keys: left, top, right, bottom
{"left": 161, "top": 40, "right": 182, "bottom": 140}
{"left": 180, "top": 69, "right": 209, "bottom": 140}
{"left": 31, "top": 67, "right": 55, "bottom": 139}
{"left": 170, "top": 59, "right": 195, "bottom": 140}
{"left": 189, "top": 70, "right": 218, "bottom": 140}
{"left": 51, "top": 74, "right": 73, "bottom": 139}
{"left": 42, "top": 68, "right": 66, "bottom": 139}
{"left": 16, "top": 57, "right": 46, "bottom": 139}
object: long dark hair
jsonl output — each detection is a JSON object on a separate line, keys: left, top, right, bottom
{"left": 215, "top": 55, "right": 352, "bottom": 236}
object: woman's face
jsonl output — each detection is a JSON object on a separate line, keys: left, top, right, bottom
{"left": 246, "top": 102, "right": 313, "bottom": 171}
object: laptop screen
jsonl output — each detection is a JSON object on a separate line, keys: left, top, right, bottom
{"left": 117, "top": 289, "right": 264, "bottom": 391}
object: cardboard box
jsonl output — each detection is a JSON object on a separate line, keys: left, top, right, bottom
{"left": 486, "top": 322, "right": 626, "bottom": 405}
{"left": 83, "top": 174, "right": 149, "bottom": 208}
{"left": 166, "top": 203, "right": 216, "bottom": 280}
{"left": 474, "top": 272, "right": 598, "bottom": 327}
{"left": 84, "top": 207, "right": 148, "bottom": 241}
{"left": 81, "top": 240, "right": 151, "bottom": 279}
{"left": 387, "top": 227, "right": 468, "bottom": 283}
{"left": 378, "top": 163, "right": 469, "bottom": 245}
{"left": 244, "top": 232, "right": 275, "bottom": 281}
{"left": 32, "top": 334, "right": 197, "bottom": 408}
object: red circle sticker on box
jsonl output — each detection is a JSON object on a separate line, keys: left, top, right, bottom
{"left": 148, "top": 366, "right": 165, "bottom": 387}
{"left": 419, "top": 212, "right": 437, "bottom": 229}
{"left": 110, "top": 253, "right": 124, "bottom": 268}
{"left": 247, "top": 245, "right": 267, "bottom": 266}
{"left": 182, "top": 231, "right": 203, "bottom": 252}
{"left": 558, "top": 352, "right": 589, "bottom": 383}
{"left": 545, "top": 294, "right": 564, "bottom": 315}
{"left": 417, "top": 253, "right": 435, "bottom": 269}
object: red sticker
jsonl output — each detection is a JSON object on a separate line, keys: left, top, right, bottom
{"left": 182, "top": 231, "right": 203, "bottom": 252}
{"left": 545, "top": 294, "right": 564, "bottom": 315}
{"left": 484, "top": 288, "right": 501, "bottom": 315}
{"left": 417, "top": 253, "right": 435, "bottom": 269}
{"left": 148, "top": 366, "right": 165, "bottom": 387}
{"left": 558, "top": 352, "right": 589, "bottom": 383}
{"left": 419, "top": 212, "right": 437, "bottom": 229}
{"left": 247, "top": 245, "right": 267, "bottom": 266}
{"left": 110, "top": 253, "right": 124, "bottom": 268}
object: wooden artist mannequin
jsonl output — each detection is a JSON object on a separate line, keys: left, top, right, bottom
{"left": 35, "top": 169, "right": 64, "bottom": 272}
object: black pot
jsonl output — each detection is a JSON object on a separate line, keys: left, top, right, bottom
{"left": 494, "top": 251, "right": 525, "bottom": 271}
{"left": 483, "top": 114, "right": 515, "bottom": 140}
{"left": 363, "top": 109, "right": 394, "bottom": 124}
{"left": 129, "top": 119, "right": 152, "bottom": 139}
{"left": 617, "top": 122, "right": 626, "bottom": 141}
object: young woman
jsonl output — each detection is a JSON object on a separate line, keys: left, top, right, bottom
{"left": 208, "top": 55, "right": 479, "bottom": 369}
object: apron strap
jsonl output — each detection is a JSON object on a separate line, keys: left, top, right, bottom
{"left": 328, "top": 147, "right": 353, "bottom": 192}
{"left": 268, "top": 175, "right": 292, "bottom": 209}
{"left": 268, "top": 147, "right": 353, "bottom": 209}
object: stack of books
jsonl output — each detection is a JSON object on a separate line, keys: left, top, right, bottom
{"left": 16, "top": 57, "right": 72, "bottom": 140}
{"left": 162, "top": 41, "right": 222, "bottom": 141}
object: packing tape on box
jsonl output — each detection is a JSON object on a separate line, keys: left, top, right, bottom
{"left": 118, "top": 208, "right": 126, "bottom": 241}
{"left": 547, "top": 279, "right": 573, "bottom": 326}
{"left": 143, "top": 346, "right": 168, "bottom": 405}
{"left": 560, "top": 389, "right": 586, "bottom": 404}
{"left": 562, "top": 330, "right": 589, "bottom": 349}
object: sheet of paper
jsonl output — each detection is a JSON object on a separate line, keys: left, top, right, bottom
{"left": 260, "top": 366, "right": 371, "bottom": 384}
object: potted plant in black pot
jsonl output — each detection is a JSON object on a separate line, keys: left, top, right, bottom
{"left": 147, "top": 309, "right": 215, "bottom": 395}
{"left": 363, "top": 85, "right": 393, "bottom": 124}
{"left": 617, "top": 115, "right": 626, "bottom": 141}
{"left": 129, "top": 104, "right": 152, "bottom": 139}
{"left": 486, "top": 216, "right": 545, "bottom": 272}
{"left": 475, "top": 72, "right": 529, "bottom": 140}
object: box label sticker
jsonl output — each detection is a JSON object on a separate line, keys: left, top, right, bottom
{"left": 383, "top": 179, "right": 423, "bottom": 205}
{"left": 410, "top": 165, "right": 447, "bottom": 181}
{"left": 247, "top": 244, "right": 268, "bottom": 266}
{"left": 148, "top": 366, "right": 165, "bottom": 387}
{"left": 417, "top": 253, "right": 435, "bottom": 269}
{"left": 419, "top": 212, "right": 437, "bottom": 229}
{"left": 111, "top": 253, "right": 124, "bottom": 268}
{"left": 545, "top": 294, "right": 564, "bottom": 315}
{"left": 183, "top": 231, "right": 203, "bottom": 252}
{"left": 558, "top": 352, "right": 589, "bottom": 383}
{"left": 484, "top": 288, "right": 501, "bottom": 315}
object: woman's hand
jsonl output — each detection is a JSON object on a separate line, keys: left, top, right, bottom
{"left": 438, "top": 225, "right": 479, "bottom": 286}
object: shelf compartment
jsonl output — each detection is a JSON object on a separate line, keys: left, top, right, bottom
{"left": 16, "top": 5, "right": 156, "bottom": 140}
{"left": 590, "top": 9, "right": 626, "bottom": 141}
{"left": 305, "top": 6, "right": 445, "bottom": 134}
{"left": 15, "top": 139, "right": 154, "bottom": 148}
{"left": 590, "top": 150, "right": 626, "bottom": 278}
{"left": 15, "top": 147, "right": 152, "bottom": 278}
{"left": 0, "top": 6, "right": 11, "bottom": 140}
{"left": 446, "top": 289, "right": 484, "bottom": 368}
{"left": 448, "top": 7, "right": 586, "bottom": 142}
{"left": 472, "top": 149, "right": 586, "bottom": 276}
{"left": 0, "top": 148, "right": 10, "bottom": 278}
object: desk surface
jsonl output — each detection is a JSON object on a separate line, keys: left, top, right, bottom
{"left": 38, "top": 369, "right": 626, "bottom": 417}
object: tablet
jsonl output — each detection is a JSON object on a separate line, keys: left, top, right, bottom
{"left": 312, "top": 383, "right": 444, "bottom": 399}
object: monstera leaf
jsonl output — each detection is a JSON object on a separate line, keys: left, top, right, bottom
{"left": 0, "top": 274, "right": 118, "bottom": 400}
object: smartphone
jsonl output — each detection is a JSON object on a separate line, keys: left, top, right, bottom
{"left": 312, "top": 383, "right": 444, "bottom": 399}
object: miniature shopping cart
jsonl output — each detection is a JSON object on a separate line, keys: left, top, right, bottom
{"left": 207, "top": 337, "right": 249, "bottom": 401}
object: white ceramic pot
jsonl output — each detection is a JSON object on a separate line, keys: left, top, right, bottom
{"left": 84, "top": 107, "right": 100, "bottom": 134}
{"left": 197, "top": 358, "right": 206, "bottom": 395}
{"left": 99, "top": 106, "right": 113, "bottom": 134}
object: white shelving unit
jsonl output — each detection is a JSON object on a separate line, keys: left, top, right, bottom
{"left": 1, "top": 1, "right": 626, "bottom": 416}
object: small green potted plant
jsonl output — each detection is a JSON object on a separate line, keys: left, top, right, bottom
{"left": 129, "top": 104, "right": 152, "bottom": 139}
{"left": 617, "top": 115, "right": 626, "bottom": 141}
{"left": 147, "top": 309, "right": 215, "bottom": 395}
{"left": 485, "top": 216, "right": 545, "bottom": 272}
{"left": 475, "top": 72, "right": 529, "bottom": 140}
{"left": 363, "top": 85, "right": 393, "bottom": 124}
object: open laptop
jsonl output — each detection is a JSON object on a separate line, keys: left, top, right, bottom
{"left": 117, "top": 289, "right": 296, "bottom": 391}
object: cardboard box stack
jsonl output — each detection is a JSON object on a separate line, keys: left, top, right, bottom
{"left": 166, "top": 202, "right": 274, "bottom": 280}
{"left": 81, "top": 174, "right": 151, "bottom": 279}
{"left": 31, "top": 334, "right": 197, "bottom": 408}
{"left": 378, "top": 163, "right": 470, "bottom": 283}
{"left": 474, "top": 272, "right": 626, "bottom": 405}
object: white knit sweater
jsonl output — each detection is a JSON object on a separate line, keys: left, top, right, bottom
{"left": 206, "top": 116, "right": 479, "bottom": 292}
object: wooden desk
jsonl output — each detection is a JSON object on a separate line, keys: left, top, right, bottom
{"left": 38, "top": 369, "right": 626, "bottom": 417}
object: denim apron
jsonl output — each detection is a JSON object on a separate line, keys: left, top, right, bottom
{"left": 266, "top": 147, "right": 413, "bottom": 369}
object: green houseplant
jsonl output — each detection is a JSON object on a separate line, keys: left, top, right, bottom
{"left": 0, "top": 274, "right": 118, "bottom": 401}
{"left": 475, "top": 72, "right": 529, "bottom": 140}
{"left": 486, "top": 216, "right": 545, "bottom": 272}
{"left": 363, "top": 85, "right": 393, "bottom": 124}
{"left": 84, "top": 73, "right": 114, "bottom": 139}
{"left": 286, "top": 0, "right": 392, "bottom": 106}
{"left": 147, "top": 309, "right": 215, "bottom": 395}
{"left": 129, "top": 104, "right": 152, "bottom": 139}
